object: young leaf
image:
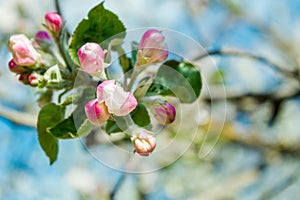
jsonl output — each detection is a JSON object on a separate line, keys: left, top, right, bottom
{"left": 69, "top": 2, "right": 126, "bottom": 65}
{"left": 76, "top": 119, "right": 94, "bottom": 137}
{"left": 50, "top": 87, "right": 95, "bottom": 139}
{"left": 106, "top": 119, "right": 123, "bottom": 134}
{"left": 48, "top": 116, "right": 77, "bottom": 139}
{"left": 147, "top": 60, "right": 202, "bottom": 103}
{"left": 37, "top": 103, "right": 64, "bottom": 164}
{"left": 131, "top": 103, "right": 150, "bottom": 127}
{"left": 134, "top": 76, "right": 154, "bottom": 99}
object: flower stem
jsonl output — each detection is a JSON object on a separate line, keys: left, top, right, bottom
{"left": 127, "top": 67, "right": 141, "bottom": 91}
{"left": 123, "top": 115, "right": 135, "bottom": 133}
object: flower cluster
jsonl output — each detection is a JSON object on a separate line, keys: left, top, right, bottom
{"left": 80, "top": 29, "right": 175, "bottom": 156}
{"left": 7, "top": 12, "right": 63, "bottom": 88}
{"left": 6, "top": 4, "right": 190, "bottom": 164}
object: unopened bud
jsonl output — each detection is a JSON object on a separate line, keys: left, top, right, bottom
{"left": 45, "top": 12, "right": 63, "bottom": 34}
{"left": 132, "top": 130, "right": 156, "bottom": 156}
{"left": 137, "top": 29, "right": 168, "bottom": 66}
{"left": 85, "top": 99, "right": 111, "bottom": 125}
{"left": 18, "top": 74, "right": 29, "bottom": 85}
{"left": 77, "top": 42, "right": 108, "bottom": 77}
{"left": 34, "top": 31, "right": 52, "bottom": 49}
{"left": 28, "top": 74, "right": 39, "bottom": 87}
{"left": 8, "top": 34, "right": 41, "bottom": 67}
{"left": 153, "top": 101, "right": 176, "bottom": 125}
{"left": 8, "top": 59, "right": 27, "bottom": 74}
{"left": 97, "top": 80, "right": 138, "bottom": 116}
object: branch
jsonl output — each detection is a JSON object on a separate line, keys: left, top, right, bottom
{"left": 54, "top": 0, "right": 62, "bottom": 15}
{"left": 221, "top": 123, "right": 300, "bottom": 157}
{"left": 0, "top": 105, "right": 36, "bottom": 127}
{"left": 110, "top": 173, "right": 126, "bottom": 200}
{"left": 194, "top": 48, "right": 299, "bottom": 80}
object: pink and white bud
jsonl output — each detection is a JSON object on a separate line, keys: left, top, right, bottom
{"left": 28, "top": 74, "right": 39, "bottom": 87}
{"left": 45, "top": 12, "right": 63, "bottom": 34}
{"left": 8, "top": 34, "right": 41, "bottom": 66}
{"left": 34, "top": 31, "right": 52, "bottom": 49}
{"left": 77, "top": 42, "right": 108, "bottom": 77}
{"left": 85, "top": 99, "right": 111, "bottom": 125}
{"left": 8, "top": 59, "right": 27, "bottom": 74}
{"left": 97, "top": 80, "right": 138, "bottom": 116}
{"left": 132, "top": 130, "right": 156, "bottom": 156}
{"left": 137, "top": 29, "right": 168, "bottom": 66}
{"left": 154, "top": 102, "right": 176, "bottom": 125}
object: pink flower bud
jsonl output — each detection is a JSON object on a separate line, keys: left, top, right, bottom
{"left": 45, "top": 12, "right": 63, "bottom": 34}
{"left": 77, "top": 42, "right": 108, "bottom": 77}
{"left": 34, "top": 31, "right": 52, "bottom": 49}
{"left": 85, "top": 99, "right": 111, "bottom": 125}
{"left": 132, "top": 130, "right": 156, "bottom": 156}
{"left": 18, "top": 74, "right": 29, "bottom": 85}
{"left": 97, "top": 80, "right": 138, "bottom": 116}
{"left": 28, "top": 74, "right": 39, "bottom": 87}
{"left": 153, "top": 102, "right": 176, "bottom": 125}
{"left": 8, "top": 59, "right": 27, "bottom": 74}
{"left": 137, "top": 29, "right": 168, "bottom": 66}
{"left": 8, "top": 34, "right": 41, "bottom": 66}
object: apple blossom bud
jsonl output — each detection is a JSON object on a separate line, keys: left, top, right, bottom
{"left": 45, "top": 12, "right": 63, "bottom": 34}
{"left": 153, "top": 102, "right": 176, "bottom": 125}
{"left": 97, "top": 80, "right": 138, "bottom": 116}
{"left": 18, "top": 74, "right": 29, "bottom": 85}
{"left": 28, "top": 74, "right": 39, "bottom": 87}
{"left": 8, "top": 59, "right": 27, "bottom": 74}
{"left": 132, "top": 130, "right": 156, "bottom": 156}
{"left": 77, "top": 42, "right": 108, "bottom": 77}
{"left": 137, "top": 29, "right": 168, "bottom": 66}
{"left": 85, "top": 99, "right": 111, "bottom": 125}
{"left": 8, "top": 34, "right": 41, "bottom": 66}
{"left": 34, "top": 31, "right": 52, "bottom": 49}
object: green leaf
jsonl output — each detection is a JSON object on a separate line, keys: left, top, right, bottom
{"left": 49, "top": 116, "right": 77, "bottom": 139}
{"left": 49, "top": 86, "right": 96, "bottom": 139}
{"left": 37, "top": 103, "right": 64, "bottom": 164}
{"left": 115, "top": 45, "right": 132, "bottom": 73}
{"left": 69, "top": 2, "right": 126, "bottom": 65}
{"left": 131, "top": 103, "right": 150, "bottom": 127}
{"left": 134, "top": 76, "right": 154, "bottom": 99}
{"left": 76, "top": 119, "right": 94, "bottom": 137}
{"left": 50, "top": 117, "right": 94, "bottom": 139}
{"left": 59, "top": 26, "right": 77, "bottom": 70}
{"left": 131, "top": 41, "right": 139, "bottom": 66}
{"left": 147, "top": 60, "right": 202, "bottom": 103}
{"left": 73, "top": 86, "right": 96, "bottom": 105}
{"left": 106, "top": 119, "right": 122, "bottom": 134}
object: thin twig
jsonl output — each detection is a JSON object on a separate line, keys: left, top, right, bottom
{"left": 54, "top": 0, "right": 62, "bottom": 15}
{"left": 110, "top": 173, "right": 127, "bottom": 200}
{"left": 109, "top": 156, "right": 139, "bottom": 199}
{"left": 194, "top": 48, "right": 299, "bottom": 80}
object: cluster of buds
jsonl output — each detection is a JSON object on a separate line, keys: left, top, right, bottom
{"left": 81, "top": 29, "right": 173, "bottom": 156}
{"left": 9, "top": 9, "right": 174, "bottom": 158}
{"left": 7, "top": 12, "right": 64, "bottom": 88}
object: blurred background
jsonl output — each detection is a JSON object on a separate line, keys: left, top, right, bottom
{"left": 1, "top": 0, "right": 300, "bottom": 199}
